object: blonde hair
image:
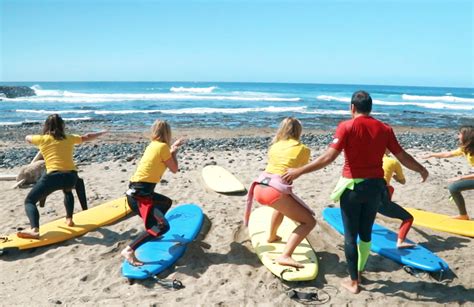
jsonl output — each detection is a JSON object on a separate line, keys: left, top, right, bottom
{"left": 150, "top": 120, "right": 172, "bottom": 145}
{"left": 272, "top": 117, "right": 303, "bottom": 144}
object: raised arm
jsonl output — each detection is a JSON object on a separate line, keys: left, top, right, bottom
{"left": 81, "top": 130, "right": 108, "bottom": 142}
{"left": 394, "top": 149, "right": 429, "bottom": 182}
{"left": 282, "top": 147, "right": 340, "bottom": 183}
{"left": 164, "top": 138, "right": 186, "bottom": 174}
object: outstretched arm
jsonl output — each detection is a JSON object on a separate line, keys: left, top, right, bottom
{"left": 421, "top": 150, "right": 458, "bottom": 159}
{"left": 282, "top": 147, "right": 340, "bottom": 183}
{"left": 25, "top": 135, "right": 34, "bottom": 144}
{"left": 448, "top": 173, "right": 474, "bottom": 182}
{"left": 394, "top": 149, "right": 429, "bottom": 182}
{"left": 81, "top": 130, "right": 108, "bottom": 142}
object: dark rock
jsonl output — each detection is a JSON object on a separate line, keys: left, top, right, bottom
{"left": 0, "top": 86, "right": 36, "bottom": 98}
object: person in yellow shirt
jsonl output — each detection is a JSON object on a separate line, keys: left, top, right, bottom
{"left": 423, "top": 125, "right": 474, "bottom": 220}
{"left": 378, "top": 150, "right": 414, "bottom": 248}
{"left": 246, "top": 117, "right": 316, "bottom": 268}
{"left": 17, "top": 114, "right": 107, "bottom": 239}
{"left": 121, "top": 120, "right": 185, "bottom": 266}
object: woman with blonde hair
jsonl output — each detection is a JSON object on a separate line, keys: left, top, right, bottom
{"left": 121, "top": 119, "right": 185, "bottom": 266}
{"left": 246, "top": 117, "right": 316, "bottom": 268}
{"left": 17, "top": 114, "right": 107, "bottom": 239}
{"left": 423, "top": 125, "right": 474, "bottom": 220}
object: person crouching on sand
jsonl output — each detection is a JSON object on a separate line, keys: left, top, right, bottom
{"left": 377, "top": 150, "right": 415, "bottom": 248}
{"left": 121, "top": 119, "right": 185, "bottom": 266}
{"left": 245, "top": 117, "right": 316, "bottom": 269}
{"left": 422, "top": 125, "right": 474, "bottom": 220}
{"left": 17, "top": 114, "right": 107, "bottom": 239}
{"left": 282, "top": 91, "right": 428, "bottom": 294}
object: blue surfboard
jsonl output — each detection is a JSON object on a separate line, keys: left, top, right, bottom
{"left": 121, "top": 204, "right": 204, "bottom": 280}
{"left": 322, "top": 207, "right": 449, "bottom": 272}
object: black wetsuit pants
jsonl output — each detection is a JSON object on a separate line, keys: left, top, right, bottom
{"left": 25, "top": 171, "right": 78, "bottom": 228}
{"left": 127, "top": 182, "right": 172, "bottom": 251}
{"left": 340, "top": 179, "right": 386, "bottom": 281}
{"left": 378, "top": 186, "right": 414, "bottom": 240}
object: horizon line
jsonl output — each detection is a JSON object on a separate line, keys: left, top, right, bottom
{"left": 1, "top": 80, "right": 472, "bottom": 90}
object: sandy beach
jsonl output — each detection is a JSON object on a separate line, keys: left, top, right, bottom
{"left": 0, "top": 126, "right": 473, "bottom": 306}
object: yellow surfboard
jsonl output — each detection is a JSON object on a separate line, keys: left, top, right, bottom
{"left": 0, "top": 197, "right": 131, "bottom": 253}
{"left": 248, "top": 206, "right": 318, "bottom": 281}
{"left": 201, "top": 165, "right": 246, "bottom": 193}
{"left": 406, "top": 207, "right": 474, "bottom": 237}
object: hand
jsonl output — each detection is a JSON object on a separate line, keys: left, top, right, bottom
{"left": 171, "top": 137, "right": 186, "bottom": 152}
{"left": 447, "top": 176, "right": 462, "bottom": 182}
{"left": 419, "top": 167, "right": 429, "bottom": 183}
{"left": 281, "top": 168, "right": 301, "bottom": 184}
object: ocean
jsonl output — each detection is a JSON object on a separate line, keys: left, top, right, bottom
{"left": 0, "top": 82, "right": 473, "bottom": 130}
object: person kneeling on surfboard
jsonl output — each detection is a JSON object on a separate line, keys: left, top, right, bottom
{"left": 246, "top": 117, "right": 316, "bottom": 269}
{"left": 283, "top": 91, "right": 428, "bottom": 294}
{"left": 378, "top": 150, "right": 415, "bottom": 248}
{"left": 422, "top": 125, "right": 474, "bottom": 220}
{"left": 121, "top": 120, "right": 185, "bottom": 266}
{"left": 17, "top": 114, "right": 107, "bottom": 240}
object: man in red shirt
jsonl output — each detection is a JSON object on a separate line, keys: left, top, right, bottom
{"left": 283, "top": 90, "right": 428, "bottom": 294}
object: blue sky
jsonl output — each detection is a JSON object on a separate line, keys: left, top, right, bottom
{"left": 1, "top": 0, "right": 472, "bottom": 87}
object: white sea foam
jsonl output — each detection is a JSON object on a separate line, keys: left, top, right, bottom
{"left": 10, "top": 88, "right": 302, "bottom": 103}
{"left": 402, "top": 94, "right": 474, "bottom": 103}
{"left": 16, "top": 109, "right": 93, "bottom": 114}
{"left": 170, "top": 86, "right": 217, "bottom": 93}
{"left": 302, "top": 109, "right": 350, "bottom": 115}
{"left": 0, "top": 117, "right": 92, "bottom": 126}
{"left": 15, "top": 106, "right": 307, "bottom": 116}
{"left": 373, "top": 100, "right": 473, "bottom": 110}
{"left": 0, "top": 121, "right": 24, "bottom": 126}
{"left": 301, "top": 109, "right": 387, "bottom": 116}
{"left": 316, "top": 95, "right": 473, "bottom": 110}
{"left": 316, "top": 95, "right": 351, "bottom": 102}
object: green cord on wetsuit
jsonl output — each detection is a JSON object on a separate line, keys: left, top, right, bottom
{"left": 357, "top": 240, "right": 371, "bottom": 271}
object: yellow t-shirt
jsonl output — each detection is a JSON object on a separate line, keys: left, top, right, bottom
{"left": 130, "top": 141, "right": 172, "bottom": 183}
{"left": 265, "top": 139, "right": 310, "bottom": 175}
{"left": 382, "top": 154, "right": 405, "bottom": 185}
{"left": 453, "top": 147, "right": 474, "bottom": 167}
{"left": 31, "top": 134, "right": 82, "bottom": 173}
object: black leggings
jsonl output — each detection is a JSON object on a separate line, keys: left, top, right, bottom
{"left": 127, "top": 182, "right": 172, "bottom": 251}
{"left": 25, "top": 171, "right": 78, "bottom": 228}
{"left": 378, "top": 186, "right": 414, "bottom": 240}
{"left": 39, "top": 177, "right": 88, "bottom": 210}
{"left": 340, "top": 179, "right": 385, "bottom": 281}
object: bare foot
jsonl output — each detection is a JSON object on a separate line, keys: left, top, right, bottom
{"left": 121, "top": 247, "right": 143, "bottom": 266}
{"left": 340, "top": 277, "right": 360, "bottom": 294}
{"left": 397, "top": 241, "right": 416, "bottom": 249}
{"left": 276, "top": 255, "right": 304, "bottom": 268}
{"left": 451, "top": 215, "right": 469, "bottom": 220}
{"left": 17, "top": 229, "right": 40, "bottom": 240}
{"left": 267, "top": 234, "right": 281, "bottom": 243}
{"left": 65, "top": 218, "right": 75, "bottom": 227}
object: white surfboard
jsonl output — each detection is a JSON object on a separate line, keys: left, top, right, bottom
{"left": 201, "top": 165, "right": 246, "bottom": 193}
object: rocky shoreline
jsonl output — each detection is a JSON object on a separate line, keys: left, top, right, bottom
{"left": 0, "top": 86, "right": 36, "bottom": 98}
{"left": 0, "top": 129, "right": 458, "bottom": 169}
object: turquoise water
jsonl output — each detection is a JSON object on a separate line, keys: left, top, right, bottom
{"left": 1, "top": 82, "right": 473, "bottom": 130}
